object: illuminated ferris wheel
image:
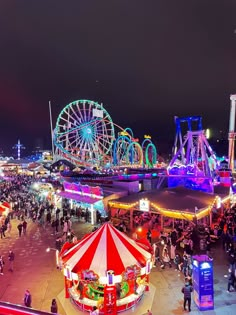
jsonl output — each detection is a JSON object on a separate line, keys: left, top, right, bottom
{"left": 54, "top": 100, "right": 115, "bottom": 166}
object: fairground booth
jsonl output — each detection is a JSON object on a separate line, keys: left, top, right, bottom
{"left": 59, "top": 223, "right": 152, "bottom": 314}
{"left": 56, "top": 181, "right": 127, "bottom": 224}
{"left": 108, "top": 186, "right": 230, "bottom": 232}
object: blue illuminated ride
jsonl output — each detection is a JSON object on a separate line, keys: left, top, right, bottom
{"left": 112, "top": 130, "right": 157, "bottom": 167}
{"left": 54, "top": 100, "right": 158, "bottom": 169}
{"left": 142, "top": 138, "right": 157, "bottom": 168}
{"left": 54, "top": 100, "right": 115, "bottom": 167}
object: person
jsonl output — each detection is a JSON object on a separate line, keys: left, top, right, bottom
{"left": 22, "top": 220, "right": 27, "bottom": 235}
{"left": 90, "top": 305, "right": 99, "bottom": 315}
{"left": 0, "top": 255, "right": 5, "bottom": 275}
{"left": 0, "top": 224, "right": 6, "bottom": 238}
{"left": 50, "top": 298, "right": 58, "bottom": 314}
{"left": 161, "top": 244, "right": 172, "bottom": 268}
{"left": 173, "top": 253, "right": 182, "bottom": 271}
{"left": 7, "top": 221, "right": 12, "bottom": 236}
{"left": 227, "top": 271, "right": 235, "bottom": 292}
{"left": 8, "top": 250, "right": 15, "bottom": 272}
{"left": 147, "top": 310, "right": 152, "bottom": 315}
{"left": 24, "top": 289, "right": 32, "bottom": 307}
{"left": 153, "top": 243, "right": 163, "bottom": 267}
{"left": 55, "top": 236, "right": 63, "bottom": 251}
{"left": 147, "top": 229, "right": 152, "bottom": 244}
{"left": 78, "top": 280, "right": 84, "bottom": 299}
{"left": 182, "top": 254, "right": 188, "bottom": 276}
{"left": 17, "top": 222, "right": 23, "bottom": 237}
{"left": 181, "top": 281, "right": 193, "bottom": 312}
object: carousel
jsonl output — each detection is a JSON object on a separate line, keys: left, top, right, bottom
{"left": 0, "top": 201, "right": 11, "bottom": 217}
{"left": 59, "top": 223, "right": 153, "bottom": 314}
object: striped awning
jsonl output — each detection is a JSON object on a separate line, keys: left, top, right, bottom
{"left": 60, "top": 223, "right": 151, "bottom": 276}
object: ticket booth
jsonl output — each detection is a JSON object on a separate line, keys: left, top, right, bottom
{"left": 192, "top": 255, "right": 214, "bottom": 311}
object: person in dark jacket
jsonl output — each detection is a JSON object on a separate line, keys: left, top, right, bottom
{"left": 17, "top": 222, "right": 23, "bottom": 237}
{"left": 24, "top": 289, "right": 32, "bottom": 307}
{"left": 227, "top": 271, "right": 235, "bottom": 292}
{"left": 0, "top": 255, "right": 5, "bottom": 275}
{"left": 8, "top": 250, "right": 15, "bottom": 272}
{"left": 182, "top": 281, "right": 193, "bottom": 311}
{"left": 147, "top": 229, "right": 152, "bottom": 244}
{"left": 50, "top": 298, "right": 58, "bottom": 314}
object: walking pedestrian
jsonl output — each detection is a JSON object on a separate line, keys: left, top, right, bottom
{"left": 161, "top": 244, "right": 172, "bottom": 268}
{"left": 0, "top": 225, "right": 6, "bottom": 238}
{"left": 22, "top": 220, "right": 27, "bottom": 235}
{"left": 146, "top": 229, "right": 152, "bottom": 244}
{"left": 17, "top": 222, "right": 23, "bottom": 237}
{"left": 7, "top": 221, "right": 12, "bottom": 236}
{"left": 227, "top": 271, "right": 235, "bottom": 292}
{"left": 181, "top": 281, "right": 193, "bottom": 311}
{"left": 8, "top": 250, "right": 15, "bottom": 272}
{"left": 24, "top": 289, "right": 32, "bottom": 307}
{"left": 8, "top": 250, "right": 15, "bottom": 271}
{"left": 0, "top": 255, "right": 5, "bottom": 275}
{"left": 55, "top": 218, "right": 59, "bottom": 233}
{"left": 50, "top": 298, "right": 58, "bottom": 314}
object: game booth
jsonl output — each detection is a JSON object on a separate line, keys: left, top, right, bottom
{"left": 59, "top": 223, "right": 153, "bottom": 314}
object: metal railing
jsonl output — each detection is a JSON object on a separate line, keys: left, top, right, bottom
{"left": 0, "top": 301, "right": 55, "bottom": 315}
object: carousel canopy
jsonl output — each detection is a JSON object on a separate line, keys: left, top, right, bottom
{"left": 60, "top": 223, "right": 152, "bottom": 276}
{"left": 0, "top": 201, "right": 11, "bottom": 215}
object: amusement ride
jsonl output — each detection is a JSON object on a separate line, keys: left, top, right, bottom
{"left": 53, "top": 99, "right": 158, "bottom": 169}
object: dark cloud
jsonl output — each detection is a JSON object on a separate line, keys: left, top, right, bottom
{"left": 0, "top": 0, "right": 236, "bottom": 156}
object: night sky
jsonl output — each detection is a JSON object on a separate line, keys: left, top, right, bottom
{"left": 0, "top": 1, "right": 236, "bottom": 156}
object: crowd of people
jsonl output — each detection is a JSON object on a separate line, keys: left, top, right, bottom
{"left": 1, "top": 173, "right": 236, "bottom": 313}
{"left": 149, "top": 203, "right": 236, "bottom": 302}
{"left": 0, "top": 175, "right": 65, "bottom": 313}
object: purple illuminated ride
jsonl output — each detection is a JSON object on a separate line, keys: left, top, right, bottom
{"left": 168, "top": 116, "right": 219, "bottom": 193}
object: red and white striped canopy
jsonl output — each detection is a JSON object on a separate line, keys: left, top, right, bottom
{"left": 60, "top": 223, "right": 152, "bottom": 276}
{"left": 0, "top": 202, "right": 11, "bottom": 215}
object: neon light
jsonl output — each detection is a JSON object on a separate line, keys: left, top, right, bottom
{"left": 201, "top": 262, "right": 211, "bottom": 269}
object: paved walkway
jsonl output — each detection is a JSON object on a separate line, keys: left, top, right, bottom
{"left": 0, "top": 218, "right": 236, "bottom": 315}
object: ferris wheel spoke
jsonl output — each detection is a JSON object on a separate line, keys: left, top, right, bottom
{"left": 87, "top": 100, "right": 93, "bottom": 122}
{"left": 70, "top": 102, "right": 83, "bottom": 124}
{"left": 57, "top": 118, "right": 77, "bottom": 133}
{"left": 76, "top": 101, "right": 86, "bottom": 124}
{"left": 98, "top": 140, "right": 110, "bottom": 153}
{"left": 83, "top": 100, "right": 88, "bottom": 122}
{"left": 67, "top": 136, "right": 78, "bottom": 149}
{"left": 98, "top": 137, "right": 111, "bottom": 150}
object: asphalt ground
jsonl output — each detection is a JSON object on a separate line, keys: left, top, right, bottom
{"left": 0, "top": 218, "right": 236, "bottom": 315}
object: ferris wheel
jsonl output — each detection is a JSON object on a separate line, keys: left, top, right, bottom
{"left": 54, "top": 100, "right": 115, "bottom": 166}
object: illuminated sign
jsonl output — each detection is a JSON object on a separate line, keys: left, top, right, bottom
{"left": 144, "top": 135, "right": 151, "bottom": 139}
{"left": 92, "top": 108, "right": 103, "bottom": 118}
{"left": 193, "top": 255, "right": 214, "bottom": 311}
{"left": 119, "top": 131, "right": 130, "bottom": 136}
{"left": 139, "top": 199, "right": 150, "bottom": 212}
{"left": 201, "top": 262, "right": 211, "bottom": 270}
